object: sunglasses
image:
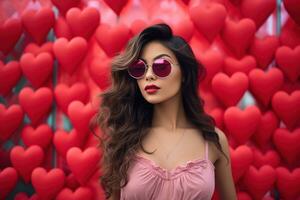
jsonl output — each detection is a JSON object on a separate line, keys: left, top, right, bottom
{"left": 127, "top": 58, "right": 178, "bottom": 79}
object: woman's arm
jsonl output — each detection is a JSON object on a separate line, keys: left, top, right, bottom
{"left": 214, "top": 127, "right": 237, "bottom": 200}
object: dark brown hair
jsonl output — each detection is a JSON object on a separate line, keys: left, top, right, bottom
{"left": 93, "top": 23, "right": 228, "bottom": 199}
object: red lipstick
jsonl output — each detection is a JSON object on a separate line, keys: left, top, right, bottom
{"left": 144, "top": 84, "right": 160, "bottom": 94}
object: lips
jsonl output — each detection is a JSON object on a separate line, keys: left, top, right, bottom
{"left": 144, "top": 84, "right": 160, "bottom": 94}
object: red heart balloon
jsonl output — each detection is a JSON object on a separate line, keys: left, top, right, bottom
{"left": 95, "top": 23, "right": 131, "bottom": 57}
{"left": 19, "top": 87, "right": 53, "bottom": 126}
{"left": 240, "top": 0, "right": 276, "bottom": 28}
{"left": 249, "top": 68, "right": 284, "bottom": 107}
{"left": 224, "top": 106, "right": 261, "bottom": 144}
{"left": 170, "top": 18, "right": 194, "bottom": 42}
{"left": 51, "top": 0, "right": 81, "bottom": 15}
{"left": 198, "top": 49, "right": 223, "bottom": 85}
{"left": 212, "top": 72, "right": 249, "bottom": 107}
{"left": 275, "top": 45, "right": 300, "bottom": 82}
{"left": 0, "top": 18, "right": 22, "bottom": 54}
{"left": 0, "top": 167, "right": 18, "bottom": 200}
{"left": 243, "top": 165, "right": 276, "bottom": 200}
{"left": 237, "top": 192, "right": 252, "bottom": 200}
{"left": 208, "top": 107, "right": 224, "bottom": 130}
{"left": 250, "top": 36, "right": 279, "bottom": 69}
{"left": 54, "top": 16, "right": 73, "bottom": 40}
{"left": 103, "top": 0, "right": 128, "bottom": 15}
{"left": 276, "top": 167, "right": 300, "bottom": 199}
{"left": 66, "top": 147, "right": 100, "bottom": 185}
{"left": 224, "top": 55, "right": 256, "bottom": 76}
{"left": 221, "top": 18, "right": 256, "bottom": 58}
{"left": 0, "top": 104, "right": 23, "bottom": 141}
{"left": 67, "top": 101, "right": 97, "bottom": 134}
{"left": 230, "top": 145, "right": 253, "bottom": 183}
{"left": 190, "top": 2, "right": 227, "bottom": 42}
{"left": 20, "top": 52, "right": 53, "bottom": 88}
{"left": 53, "top": 129, "right": 82, "bottom": 158}
{"left": 252, "top": 148, "right": 281, "bottom": 168}
{"left": 65, "top": 173, "right": 80, "bottom": 190}
{"left": 10, "top": 145, "right": 44, "bottom": 183}
{"left": 31, "top": 167, "right": 65, "bottom": 200}
{"left": 283, "top": 0, "right": 300, "bottom": 26}
{"left": 24, "top": 42, "right": 53, "bottom": 57}
{"left": 21, "top": 124, "right": 53, "bottom": 149}
{"left": 271, "top": 90, "right": 300, "bottom": 129}
{"left": 56, "top": 187, "right": 93, "bottom": 200}
{"left": 53, "top": 37, "right": 88, "bottom": 74}
{"left": 21, "top": 7, "right": 55, "bottom": 45}
{"left": 280, "top": 19, "right": 300, "bottom": 49}
{"left": 66, "top": 7, "right": 100, "bottom": 40}
{"left": 129, "top": 19, "right": 164, "bottom": 36}
{"left": 273, "top": 128, "right": 300, "bottom": 165}
{"left": 252, "top": 111, "right": 279, "bottom": 148}
{"left": 54, "top": 83, "right": 89, "bottom": 114}
{"left": 0, "top": 61, "right": 22, "bottom": 96}
{"left": 88, "top": 58, "right": 111, "bottom": 90}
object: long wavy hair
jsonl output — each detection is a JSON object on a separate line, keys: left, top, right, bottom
{"left": 94, "top": 23, "right": 228, "bottom": 199}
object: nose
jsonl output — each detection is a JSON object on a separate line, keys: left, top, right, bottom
{"left": 145, "top": 65, "right": 156, "bottom": 81}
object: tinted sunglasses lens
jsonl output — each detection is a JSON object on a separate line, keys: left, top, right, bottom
{"left": 153, "top": 58, "right": 172, "bottom": 77}
{"left": 128, "top": 60, "right": 145, "bottom": 78}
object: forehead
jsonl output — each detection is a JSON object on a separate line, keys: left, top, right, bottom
{"left": 140, "top": 40, "right": 176, "bottom": 60}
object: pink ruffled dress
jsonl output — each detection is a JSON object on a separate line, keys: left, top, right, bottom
{"left": 120, "top": 141, "right": 215, "bottom": 200}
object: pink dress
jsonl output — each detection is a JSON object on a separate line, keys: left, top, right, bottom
{"left": 120, "top": 141, "right": 215, "bottom": 200}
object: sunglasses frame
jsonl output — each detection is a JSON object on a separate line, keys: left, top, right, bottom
{"left": 127, "top": 57, "right": 180, "bottom": 79}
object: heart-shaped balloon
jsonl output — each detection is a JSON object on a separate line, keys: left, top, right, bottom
{"left": 249, "top": 68, "right": 284, "bottom": 107}
{"left": 0, "top": 61, "right": 22, "bottom": 96}
{"left": 221, "top": 18, "right": 256, "bottom": 58}
{"left": 240, "top": 0, "right": 276, "bottom": 28}
{"left": 271, "top": 90, "right": 300, "bottom": 129}
{"left": 242, "top": 165, "right": 276, "bottom": 200}
{"left": 88, "top": 58, "right": 111, "bottom": 90}
{"left": 67, "top": 101, "right": 97, "bottom": 135}
{"left": 10, "top": 145, "right": 44, "bottom": 183}
{"left": 283, "top": 0, "right": 300, "bottom": 26}
{"left": 252, "top": 111, "right": 279, "bottom": 148}
{"left": 0, "top": 104, "right": 23, "bottom": 141}
{"left": 230, "top": 145, "right": 253, "bottom": 183}
{"left": 51, "top": 0, "right": 81, "bottom": 15}
{"left": 208, "top": 108, "right": 224, "bottom": 130}
{"left": 275, "top": 45, "right": 300, "bottom": 82}
{"left": 237, "top": 192, "right": 252, "bottom": 200}
{"left": 31, "top": 167, "right": 65, "bottom": 200}
{"left": 224, "top": 106, "right": 261, "bottom": 144}
{"left": 65, "top": 173, "right": 80, "bottom": 190}
{"left": 54, "top": 83, "right": 89, "bottom": 114}
{"left": 66, "top": 147, "right": 101, "bottom": 185}
{"left": 21, "top": 124, "right": 53, "bottom": 149}
{"left": 66, "top": 7, "right": 100, "bottom": 40}
{"left": 54, "top": 16, "right": 73, "bottom": 40}
{"left": 273, "top": 128, "right": 300, "bottom": 165}
{"left": 198, "top": 49, "right": 223, "bottom": 85}
{"left": 276, "top": 167, "right": 300, "bottom": 199}
{"left": 190, "top": 2, "right": 227, "bottom": 42}
{"left": 280, "top": 19, "right": 300, "bottom": 48}
{"left": 21, "top": 7, "right": 55, "bottom": 45}
{"left": 20, "top": 52, "right": 53, "bottom": 88}
{"left": 212, "top": 72, "right": 249, "bottom": 107}
{"left": 95, "top": 23, "right": 131, "bottom": 57}
{"left": 0, "top": 167, "right": 18, "bottom": 200}
{"left": 53, "top": 129, "right": 82, "bottom": 158}
{"left": 103, "top": 0, "right": 128, "bottom": 15}
{"left": 56, "top": 187, "right": 93, "bottom": 200}
{"left": 0, "top": 18, "right": 22, "bottom": 54}
{"left": 250, "top": 36, "right": 279, "bottom": 69}
{"left": 24, "top": 42, "right": 53, "bottom": 57}
{"left": 223, "top": 55, "right": 256, "bottom": 76}
{"left": 53, "top": 37, "right": 88, "bottom": 74}
{"left": 19, "top": 87, "right": 53, "bottom": 126}
{"left": 252, "top": 148, "right": 281, "bottom": 168}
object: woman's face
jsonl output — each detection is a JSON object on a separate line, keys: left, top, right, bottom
{"left": 136, "top": 40, "right": 183, "bottom": 104}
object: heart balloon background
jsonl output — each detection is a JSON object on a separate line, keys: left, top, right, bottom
{"left": 0, "top": 0, "right": 299, "bottom": 199}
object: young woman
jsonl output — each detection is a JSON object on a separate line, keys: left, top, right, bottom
{"left": 96, "top": 23, "right": 237, "bottom": 200}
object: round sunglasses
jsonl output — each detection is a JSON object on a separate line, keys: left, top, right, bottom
{"left": 127, "top": 58, "right": 179, "bottom": 79}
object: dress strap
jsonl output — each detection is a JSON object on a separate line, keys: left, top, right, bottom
{"left": 205, "top": 141, "right": 208, "bottom": 160}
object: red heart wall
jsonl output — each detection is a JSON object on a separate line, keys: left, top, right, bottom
{"left": 0, "top": 0, "right": 300, "bottom": 199}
